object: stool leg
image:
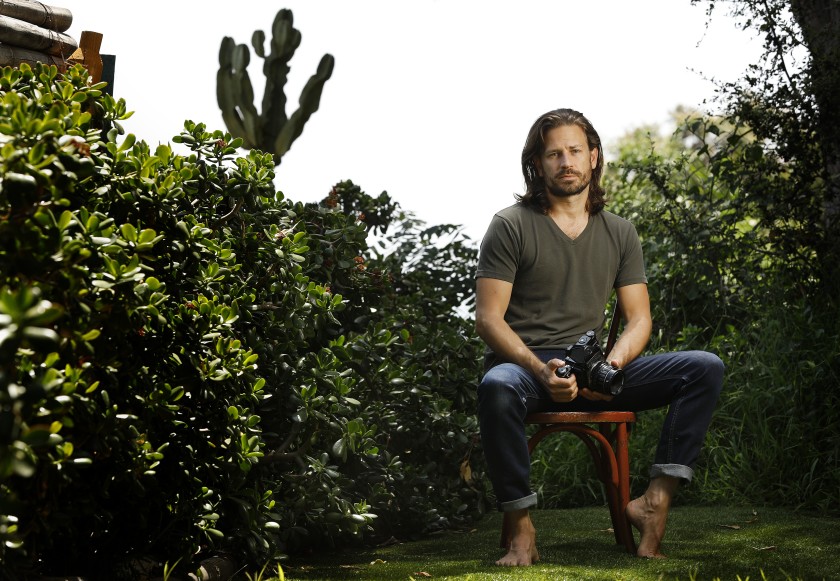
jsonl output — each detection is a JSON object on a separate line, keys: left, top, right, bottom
{"left": 615, "top": 422, "right": 636, "bottom": 553}
{"left": 598, "top": 425, "right": 624, "bottom": 547}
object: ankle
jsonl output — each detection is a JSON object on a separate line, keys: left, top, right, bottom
{"left": 645, "top": 476, "right": 679, "bottom": 507}
{"left": 504, "top": 509, "right": 534, "bottom": 534}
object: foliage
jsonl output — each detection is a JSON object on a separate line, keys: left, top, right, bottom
{"left": 696, "top": 299, "right": 840, "bottom": 512}
{"left": 603, "top": 111, "right": 801, "bottom": 342}
{"left": 259, "top": 183, "right": 487, "bottom": 552}
{"left": 217, "top": 9, "right": 334, "bottom": 166}
{"left": 0, "top": 63, "right": 484, "bottom": 580}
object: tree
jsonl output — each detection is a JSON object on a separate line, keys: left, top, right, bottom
{"left": 695, "top": 0, "right": 840, "bottom": 296}
{"left": 789, "top": 1, "right": 840, "bottom": 227}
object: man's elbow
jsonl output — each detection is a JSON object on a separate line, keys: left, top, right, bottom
{"left": 474, "top": 315, "right": 486, "bottom": 340}
{"left": 474, "top": 312, "right": 493, "bottom": 342}
{"left": 633, "top": 315, "right": 653, "bottom": 344}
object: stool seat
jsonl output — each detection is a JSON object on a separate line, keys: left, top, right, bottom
{"left": 526, "top": 410, "right": 636, "bottom": 425}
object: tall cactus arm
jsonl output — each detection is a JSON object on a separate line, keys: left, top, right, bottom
{"left": 252, "top": 29, "right": 266, "bottom": 59}
{"left": 273, "top": 53, "right": 335, "bottom": 164}
{"left": 217, "top": 37, "right": 260, "bottom": 147}
{"left": 259, "top": 9, "right": 302, "bottom": 149}
{"left": 233, "top": 42, "right": 263, "bottom": 148}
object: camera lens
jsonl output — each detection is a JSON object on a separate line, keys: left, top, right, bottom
{"left": 592, "top": 363, "right": 625, "bottom": 396}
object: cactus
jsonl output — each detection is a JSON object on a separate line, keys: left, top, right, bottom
{"left": 216, "top": 9, "right": 334, "bottom": 165}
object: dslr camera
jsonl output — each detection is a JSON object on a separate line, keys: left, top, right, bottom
{"left": 554, "top": 330, "right": 625, "bottom": 396}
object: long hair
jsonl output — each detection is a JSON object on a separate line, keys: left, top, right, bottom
{"left": 516, "top": 108, "right": 606, "bottom": 214}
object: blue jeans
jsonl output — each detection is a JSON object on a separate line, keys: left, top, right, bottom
{"left": 477, "top": 350, "right": 724, "bottom": 512}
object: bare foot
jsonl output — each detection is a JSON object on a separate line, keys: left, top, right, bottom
{"left": 626, "top": 496, "right": 667, "bottom": 558}
{"left": 497, "top": 510, "right": 540, "bottom": 566}
{"left": 626, "top": 476, "right": 680, "bottom": 558}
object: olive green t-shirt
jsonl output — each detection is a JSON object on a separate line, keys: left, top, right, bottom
{"left": 476, "top": 204, "right": 647, "bottom": 356}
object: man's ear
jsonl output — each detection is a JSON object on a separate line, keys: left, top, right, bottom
{"left": 534, "top": 157, "right": 544, "bottom": 177}
{"left": 590, "top": 147, "right": 599, "bottom": 170}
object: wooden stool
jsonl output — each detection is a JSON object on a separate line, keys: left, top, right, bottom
{"left": 518, "top": 410, "right": 636, "bottom": 552}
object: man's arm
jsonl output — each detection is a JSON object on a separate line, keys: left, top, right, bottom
{"left": 608, "top": 283, "right": 652, "bottom": 369}
{"left": 575, "top": 283, "right": 652, "bottom": 402}
{"left": 475, "top": 277, "right": 578, "bottom": 402}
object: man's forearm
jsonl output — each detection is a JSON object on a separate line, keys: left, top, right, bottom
{"left": 607, "top": 316, "right": 651, "bottom": 368}
{"left": 476, "top": 315, "right": 544, "bottom": 377}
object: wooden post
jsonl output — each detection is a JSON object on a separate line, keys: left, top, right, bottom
{"left": 67, "top": 31, "right": 103, "bottom": 83}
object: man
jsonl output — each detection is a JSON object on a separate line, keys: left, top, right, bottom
{"left": 475, "top": 108, "right": 724, "bottom": 565}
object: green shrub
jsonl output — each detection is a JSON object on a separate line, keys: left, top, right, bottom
{"left": 0, "top": 63, "right": 485, "bottom": 579}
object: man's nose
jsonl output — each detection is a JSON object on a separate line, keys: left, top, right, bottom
{"left": 556, "top": 152, "right": 572, "bottom": 166}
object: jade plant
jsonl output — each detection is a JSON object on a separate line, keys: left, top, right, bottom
{"left": 1, "top": 62, "right": 485, "bottom": 580}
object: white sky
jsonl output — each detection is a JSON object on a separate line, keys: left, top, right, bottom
{"left": 55, "top": 1, "right": 762, "bottom": 242}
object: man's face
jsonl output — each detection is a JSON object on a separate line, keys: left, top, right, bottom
{"left": 535, "top": 124, "right": 599, "bottom": 199}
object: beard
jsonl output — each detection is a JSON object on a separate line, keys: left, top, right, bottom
{"left": 544, "top": 170, "right": 592, "bottom": 199}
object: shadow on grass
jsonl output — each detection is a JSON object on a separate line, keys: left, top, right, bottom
{"left": 281, "top": 506, "right": 839, "bottom": 580}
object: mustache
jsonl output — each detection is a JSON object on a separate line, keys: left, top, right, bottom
{"left": 553, "top": 170, "right": 581, "bottom": 179}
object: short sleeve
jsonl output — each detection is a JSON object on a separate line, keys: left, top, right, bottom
{"left": 614, "top": 222, "right": 647, "bottom": 287}
{"left": 476, "top": 215, "right": 520, "bottom": 283}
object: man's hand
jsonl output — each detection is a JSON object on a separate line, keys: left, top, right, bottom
{"left": 579, "top": 388, "right": 614, "bottom": 402}
{"left": 539, "top": 359, "right": 578, "bottom": 402}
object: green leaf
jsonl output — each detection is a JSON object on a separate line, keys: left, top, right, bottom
{"left": 118, "top": 133, "right": 136, "bottom": 152}
{"left": 332, "top": 438, "right": 347, "bottom": 461}
{"left": 80, "top": 329, "right": 101, "bottom": 341}
{"left": 138, "top": 228, "right": 158, "bottom": 244}
{"left": 57, "top": 210, "right": 74, "bottom": 231}
{"left": 120, "top": 223, "right": 137, "bottom": 242}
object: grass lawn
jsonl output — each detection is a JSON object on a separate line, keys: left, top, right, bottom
{"left": 270, "top": 505, "right": 839, "bottom": 581}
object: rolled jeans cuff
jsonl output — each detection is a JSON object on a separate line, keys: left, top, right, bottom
{"left": 499, "top": 492, "right": 538, "bottom": 512}
{"left": 650, "top": 463, "right": 694, "bottom": 483}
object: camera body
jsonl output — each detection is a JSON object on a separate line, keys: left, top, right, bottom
{"left": 554, "top": 330, "right": 625, "bottom": 396}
